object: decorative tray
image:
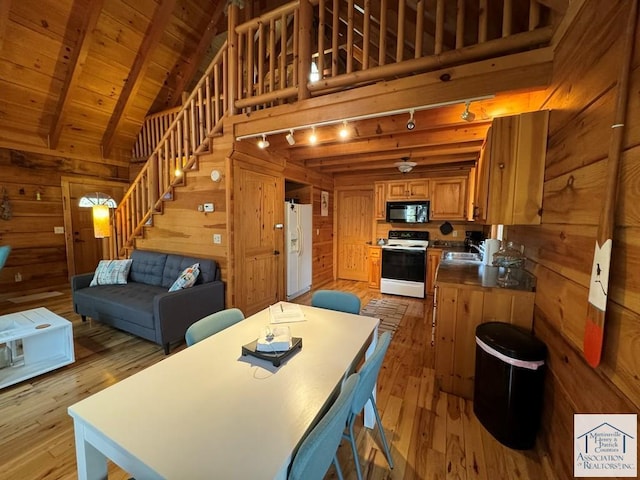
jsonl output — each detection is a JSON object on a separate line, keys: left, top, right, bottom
{"left": 241, "top": 337, "right": 302, "bottom": 367}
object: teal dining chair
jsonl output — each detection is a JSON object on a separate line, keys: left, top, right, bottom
{"left": 288, "top": 373, "right": 360, "bottom": 480}
{"left": 0, "top": 245, "right": 10, "bottom": 271}
{"left": 311, "top": 290, "right": 361, "bottom": 314}
{"left": 344, "top": 331, "right": 394, "bottom": 480}
{"left": 185, "top": 308, "right": 245, "bottom": 346}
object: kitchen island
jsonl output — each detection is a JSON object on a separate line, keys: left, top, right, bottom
{"left": 433, "top": 258, "right": 536, "bottom": 399}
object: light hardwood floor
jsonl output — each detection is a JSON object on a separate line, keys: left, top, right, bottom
{"left": 0, "top": 281, "right": 555, "bottom": 479}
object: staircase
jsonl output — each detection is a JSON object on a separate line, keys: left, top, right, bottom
{"left": 111, "top": 0, "right": 554, "bottom": 257}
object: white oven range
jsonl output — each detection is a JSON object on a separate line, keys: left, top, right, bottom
{"left": 380, "top": 230, "right": 429, "bottom": 298}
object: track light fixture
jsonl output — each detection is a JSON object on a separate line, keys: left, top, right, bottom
{"left": 257, "top": 134, "right": 270, "bottom": 149}
{"left": 406, "top": 109, "right": 416, "bottom": 130}
{"left": 309, "top": 127, "right": 317, "bottom": 145}
{"left": 461, "top": 101, "right": 476, "bottom": 122}
{"left": 285, "top": 130, "right": 296, "bottom": 145}
{"left": 339, "top": 121, "right": 349, "bottom": 139}
{"left": 235, "top": 95, "right": 495, "bottom": 144}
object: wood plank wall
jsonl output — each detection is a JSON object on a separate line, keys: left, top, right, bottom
{"left": 507, "top": 1, "right": 640, "bottom": 478}
{"left": 134, "top": 134, "right": 232, "bottom": 303}
{"left": 0, "top": 148, "right": 128, "bottom": 297}
{"left": 335, "top": 170, "right": 485, "bottom": 243}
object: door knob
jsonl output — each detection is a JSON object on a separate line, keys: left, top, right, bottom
{"left": 274, "top": 224, "right": 283, "bottom": 229}
{"left": 274, "top": 250, "right": 280, "bottom": 255}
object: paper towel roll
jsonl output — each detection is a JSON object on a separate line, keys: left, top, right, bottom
{"left": 483, "top": 239, "right": 501, "bottom": 265}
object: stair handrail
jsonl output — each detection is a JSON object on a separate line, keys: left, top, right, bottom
{"left": 113, "top": 41, "right": 229, "bottom": 256}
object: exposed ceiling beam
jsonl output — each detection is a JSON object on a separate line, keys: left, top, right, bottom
{"left": 302, "top": 141, "right": 483, "bottom": 167}
{"left": 101, "top": 0, "right": 178, "bottom": 157}
{"left": 314, "top": 155, "right": 477, "bottom": 173}
{"left": 48, "top": 0, "right": 104, "bottom": 150}
{"left": 165, "top": 1, "right": 227, "bottom": 109}
{"left": 0, "top": 0, "right": 11, "bottom": 51}
{"left": 288, "top": 123, "right": 488, "bottom": 161}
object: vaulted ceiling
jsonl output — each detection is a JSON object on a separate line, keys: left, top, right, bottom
{"left": 0, "top": 0, "right": 569, "bottom": 175}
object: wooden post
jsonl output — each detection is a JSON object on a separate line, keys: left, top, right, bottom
{"left": 347, "top": 0, "right": 354, "bottom": 73}
{"left": 227, "top": 1, "right": 239, "bottom": 116}
{"left": 502, "top": 0, "right": 513, "bottom": 37}
{"left": 379, "top": 0, "right": 387, "bottom": 65}
{"left": 456, "top": 0, "right": 465, "bottom": 48}
{"left": 435, "top": 0, "right": 445, "bottom": 54}
{"left": 415, "top": 0, "right": 424, "bottom": 58}
{"left": 332, "top": 0, "right": 340, "bottom": 75}
{"left": 298, "top": 0, "right": 312, "bottom": 100}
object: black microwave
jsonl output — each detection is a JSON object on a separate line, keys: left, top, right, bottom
{"left": 386, "top": 200, "right": 430, "bottom": 223}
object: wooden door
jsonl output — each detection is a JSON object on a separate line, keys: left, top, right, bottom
{"left": 62, "top": 178, "right": 126, "bottom": 277}
{"left": 234, "top": 167, "right": 283, "bottom": 316}
{"left": 337, "top": 189, "right": 372, "bottom": 281}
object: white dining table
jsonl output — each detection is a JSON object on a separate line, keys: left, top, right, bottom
{"left": 68, "top": 304, "right": 379, "bottom": 480}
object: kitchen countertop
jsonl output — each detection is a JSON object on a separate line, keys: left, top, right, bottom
{"left": 436, "top": 260, "right": 536, "bottom": 292}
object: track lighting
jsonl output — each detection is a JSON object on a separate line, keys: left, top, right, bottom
{"left": 309, "top": 127, "right": 317, "bottom": 145}
{"left": 285, "top": 130, "right": 296, "bottom": 145}
{"left": 406, "top": 110, "right": 416, "bottom": 130}
{"left": 257, "top": 134, "right": 270, "bottom": 149}
{"left": 339, "top": 121, "right": 349, "bottom": 139}
{"left": 461, "top": 101, "right": 476, "bottom": 122}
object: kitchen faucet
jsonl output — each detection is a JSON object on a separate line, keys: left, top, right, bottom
{"left": 468, "top": 242, "right": 485, "bottom": 260}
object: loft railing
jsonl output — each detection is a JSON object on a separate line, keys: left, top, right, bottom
{"left": 113, "top": 43, "right": 228, "bottom": 256}
{"left": 121, "top": 0, "right": 552, "bottom": 256}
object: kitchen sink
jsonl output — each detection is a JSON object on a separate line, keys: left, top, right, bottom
{"left": 443, "top": 251, "right": 482, "bottom": 262}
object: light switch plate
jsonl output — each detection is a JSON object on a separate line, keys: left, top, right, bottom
{"left": 204, "top": 203, "right": 214, "bottom": 212}
{"left": 54, "top": 226, "right": 65, "bottom": 234}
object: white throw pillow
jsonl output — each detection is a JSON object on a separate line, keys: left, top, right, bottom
{"left": 168, "top": 263, "right": 200, "bottom": 292}
{"left": 90, "top": 259, "right": 133, "bottom": 286}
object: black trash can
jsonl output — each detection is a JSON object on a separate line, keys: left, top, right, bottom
{"left": 473, "top": 322, "right": 547, "bottom": 450}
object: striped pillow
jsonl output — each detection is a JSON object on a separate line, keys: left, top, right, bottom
{"left": 168, "top": 263, "right": 200, "bottom": 292}
{"left": 90, "top": 259, "right": 133, "bottom": 286}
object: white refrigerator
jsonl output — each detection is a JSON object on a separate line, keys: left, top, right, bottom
{"left": 285, "top": 202, "right": 312, "bottom": 300}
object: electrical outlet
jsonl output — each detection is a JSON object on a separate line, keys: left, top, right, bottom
{"left": 213, "top": 234, "right": 222, "bottom": 244}
{"left": 204, "top": 203, "right": 214, "bottom": 212}
{"left": 452, "top": 230, "right": 458, "bottom": 237}
{"left": 54, "top": 226, "right": 65, "bottom": 234}
{"left": 14, "top": 273, "right": 22, "bottom": 282}
{"left": 197, "top": 204, "right": 204, "bottom": 212}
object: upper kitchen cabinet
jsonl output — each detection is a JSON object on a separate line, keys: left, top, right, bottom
{"left": 374, "top": 182, "right": 386, "bottom": 220}
{"left": 473, "top": 110, "right": 549, "bottom": 225}
{"left": 430, "top": 177, "right": 467, "bottom": 220}
{"left": 386, "top": 180, "right": 430, "bottom": 200}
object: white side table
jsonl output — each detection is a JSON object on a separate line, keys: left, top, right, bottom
{"left": 0, "top": 307, "right": 75, "bottom": 389}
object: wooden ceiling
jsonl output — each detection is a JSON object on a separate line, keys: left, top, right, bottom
{"left": 263, "top": 89, "right": 548, "bottom": 177}
{"left": 0, "top": 0, "right": 229, "bottom": 160}
{"left": 0, "top": 0, "right": 568, "bottom": 174}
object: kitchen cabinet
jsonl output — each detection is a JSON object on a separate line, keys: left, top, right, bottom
{"left": 386, "top": 180, "right": 429, "bottom": 200}
{"left": 434, "top": 274, "right": 535, "bottom": 399}
{"left": 473, "top": 110, "right": 549, "bottom": 225}
{"left": 430, "top": 177, "right": 467, "bottom": 220}
{"left": 374, "top": 183, "right": 386, "bottom": 220}
{"left": 426, "top": 248, "right": 442, "bottom": 296}
{"left": 368, "top": 246, "right": 381, "bottom": 289}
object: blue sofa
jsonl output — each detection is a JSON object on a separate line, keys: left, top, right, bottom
{"left": 71, "top": 250, "right": 225, "bottom": 354}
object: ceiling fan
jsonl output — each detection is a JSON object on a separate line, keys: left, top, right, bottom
{"left": 394, "top": 158, "right": 417, "bottom": 173}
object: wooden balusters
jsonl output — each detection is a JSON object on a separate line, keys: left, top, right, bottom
{"left": 415, "top": 0, "right": 424, "bottom": 58}
{"left": 456, "top": 0, "right": 465, "bottom": 49}
{"left": 435, "top": 0, "right": 445, "bottom": 54}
